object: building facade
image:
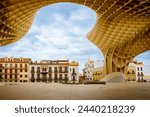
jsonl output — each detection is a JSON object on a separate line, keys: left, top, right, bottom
{"left": 69, "top": 60, "right": 79, "bottom": 83}
{"left": 83, "top": 58, "right": 104, "bottom": 81}
{"left": 92, "top": 67, "right": 103, "bottom": 81}
{"left": 126, "top": 61, "right": 144, "bottom": 81}
{"left": 30, "top": 60, "right": 79, "bottom": 83}
{"left": 0, "top": 57, "right": 79, "bottom": 83}
{"left": 84, "top": 58, "right": 94, "bottom": 81}
{"left": 0, "top": 57, "right": 31, "bottom": 83}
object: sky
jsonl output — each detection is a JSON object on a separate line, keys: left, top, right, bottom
{"left": 0, "top": 3, "right": 149, "bottom": 74}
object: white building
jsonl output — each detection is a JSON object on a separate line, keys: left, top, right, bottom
{"left": 83, "top": 58, "right": 104, "bottom": 81}
{"left": 126, "top": 60, "right": 144, "bottom": 81}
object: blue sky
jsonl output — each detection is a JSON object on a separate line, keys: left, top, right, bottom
{"left": 0, "top": 3, "right": 149, "bottom": 73}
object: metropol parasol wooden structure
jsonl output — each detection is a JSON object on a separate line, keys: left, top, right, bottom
{"left": 0, "top": 0, "right": 150, "bottom": 78}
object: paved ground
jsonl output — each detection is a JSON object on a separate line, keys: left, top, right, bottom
{"left": 0, "top": 82, "right": 150, "bottom": 100}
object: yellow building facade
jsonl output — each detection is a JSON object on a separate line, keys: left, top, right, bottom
{"left": 92, "top": 67, "right": 103, "bottom": 81}
{"left": 0, "top": 57, "right": 31, "bottom": 83}
{"left": 126, "top": 66, "right": 136, "bottom": 81}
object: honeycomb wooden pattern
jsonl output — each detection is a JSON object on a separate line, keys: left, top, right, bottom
{"left": 0, "top": 0, "right": 150, "bottom": 76}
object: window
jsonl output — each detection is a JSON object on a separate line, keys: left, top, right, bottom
{"left": 5, "top": 69, "right": 7, "bottom": 73}
{"left": 138, "top": 72, "right": 140, "bottom": 76}
{"left": 20, "top": 69, "right": 22, "bottom": 72}
{"left": 65, "top": 67, "right": 68, "bottom": 72}
{"left": 10, "top": 69, "right": 12, "bottom": 73}
{"left": 37, "top": 67, "right": 40, "bottom": 70}
{"left": 137, "top": 67, "right": 139, "bottom": 71}
{"left": 15, "top": 64, "right": 17, "bottom": 68}
{"left": 55, "top": 74, "right": 57, "bottom": 78}
{"left": 25, "top": 64, "right": 27, "bottom": 68}
{"left": 60, "top": 74, "right": 62, "bottom": 78}
{"left": 25, "top": 75, "right": 28, "bottom": 78}
{"left": 25, "top": 70, "right": 27, "bottom": 72}
{"left": 132, "top": 70, "right": 134, "bottom": 74}
{"left": 20, "top": 75, "right": 22, "bottom": 77}
{"left": 10, "top": 75, "right": 12, "bottom": 79}
{"left": 0, "top": 64, "right": 2, "bottom": 67}
{"left": 37, "top": 74, "right": 40, "bottom": 78}
{"left": 10, "top": 64, "right": 13, "bottom": 68}
{"left": 55, "top": 67, "right": 57, "bottom": 71}
{"left": 65, "top": 74, "right": 68, "bottom": 78}
{"left": 59, "top": 67, "right": 62, "bottom": 71}
{"left": 73, "top": 68, "right": 75, "bottom": 72}
{"left": 141, "top": 67, "right": 143, "bottom": 71}
{"left": 5, "top": 64, "right": 7, "bottom": 68}
{"left": 141, "top": 72, "right": 144, "bottom": 76}
{"left": 49, "top": 74, "right": 52, "bottom": 78}
{"left": 32, "top": 74, "right": 34, "bottom": 78}
{"left": 20, "top": 64, "right": 22, "bottom": 68}
{"left": 42, "top": 68, "right": 47, "bottom": 71}
{"left": 49, "top": 67, "right": 52, "bottom": 72}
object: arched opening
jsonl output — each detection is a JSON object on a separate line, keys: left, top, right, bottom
{"left": 0, "top": 3, "right": 104, "bottom": 77}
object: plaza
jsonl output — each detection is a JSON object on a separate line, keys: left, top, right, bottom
{"left": 0, "top": 0, "right": 150, "bottom": 101}
{"left": 0, "top": 82, "right": 150, "bottom": 100}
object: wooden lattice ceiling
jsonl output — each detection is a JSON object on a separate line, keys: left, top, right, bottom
{"left": 0, "top": 0, "right": 150, "bottom": 76}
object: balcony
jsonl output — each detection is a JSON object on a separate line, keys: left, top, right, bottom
{"left": 59, "top": 70, "right": 63, "bottom": 73}
{"left": 64, "top": 70, "right": 68, "bottom": 73}
{"left": 72, "top": 72, "right": 76, "bottom": 75}
{"left": 54, "top": 70, "right": 58, "bottom": 73}
{"left": 31, "top": 70, "right": 35, "bottom": 73}
{"left": 41, "top": 71, "right": 48, "bottom": 74}
{"left": 37, "top": 70, "right": 40, "bottom": 73}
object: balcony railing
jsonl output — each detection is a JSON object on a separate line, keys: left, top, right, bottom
{"left": 31, "top": 70, "right": 35, "bottom": 73}
{"left": 41, "top": 71, "right": 48, "bottom": 74}
{"left": 64, "top": 70, "right": 68, "bottom": 73}
{"left": 59, "top": 70, "right": 63, "bottom": 73}
{"left": 72, "top": 72, "right": 76, "bottom": 75}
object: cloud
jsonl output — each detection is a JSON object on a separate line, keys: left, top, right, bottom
{"left": 135, "top": 51, "right": 150, "bottom": 65}
{"left": 0, "top": 3, "right": 101, "bottom": 73}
